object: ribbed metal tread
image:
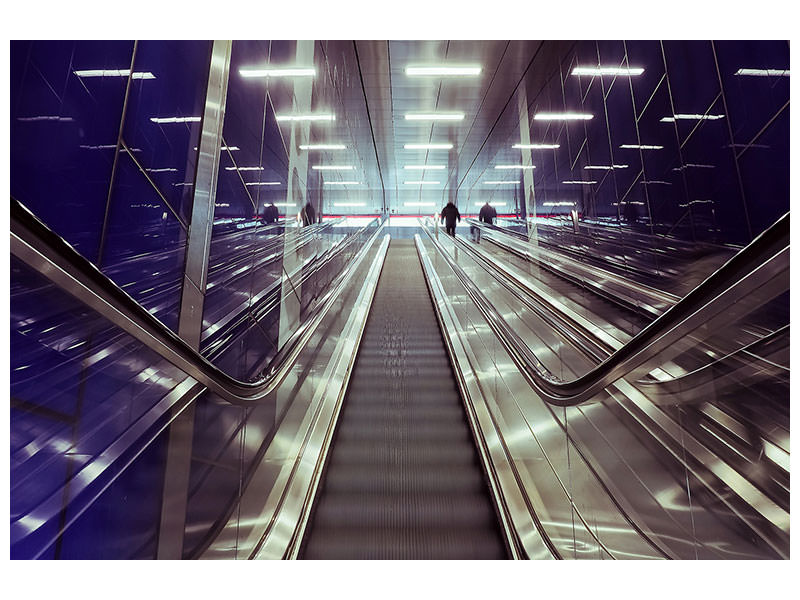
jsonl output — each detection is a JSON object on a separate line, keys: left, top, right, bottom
{"left": 301, "top": 239, "right": 506, "bottom": 559}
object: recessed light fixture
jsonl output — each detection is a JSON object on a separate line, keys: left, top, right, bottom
{"left": 312, "top": 165, "right": 354, "bottom": 170}
{"left": 150, "top": 116, "right": 201, "bottom": 123}
{"left": 734, "top": 68, "right": 789, "bottom": 77}
{"left": 240, "top": 67, "right": 316, "bottom": 78}
{"left": 271, "top": 202, "right": 297, "bottom": 207}
{"left": 660, "top": 114, "right": 725, "bottom": 122}
{"left": 276, "top": 114, "right": 335, "bottom": 122}
{"left": 543, "top": 201, "right": 576, "bottom": 206}
{"left": 300, "top": 144, "right": 346, "bottom": 150}
{"left": 405, "top": 113, "right": 464, "bottom": 121}
{"left": 246, "top": 181, "right": 281, "bottom": 186}
{"left": 533, "top": 112, "right": 593, "bottom": 120}
{"left": 620, "top": 144, "right": 663, "bottom": 150}
{"left": 404, "top": 143, "right": 453, "bottom": 150}
{"left": 513, "top": 143, "right": 560, "bottom": 149}
{"left": 74, "top": 69, "right": 155, "bottom": 79}
{"left": 146, "top": 167, "right": 178, "bottom": 173}
{"left": 494, "top": 165, "right": 536, "bottom": 170}
{"left": 404, "top": 165, "right": 446, "bottom": 170}
{"left": 225, "top": 166, "right": 264, "bottom": 171}
{"left": 562, "top": 180, "right": 596, "bottom": 184}
{"left": 405, "top": 65, "right": 482, "bottom": 76}
{"left": 584, "top": 164, "right": 628, "bottom": 170}
{"left": 571, "top": 66, "right": 644, "bottom": 76}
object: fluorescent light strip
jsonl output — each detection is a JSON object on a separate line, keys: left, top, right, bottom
{"left": 641, "top": 180, "right": 672, "bottom": 185}
{"left": 404, "top": 202, "right": 435, "bottom": 207}
{"left": 240, "top": 67, "right": 316, "bottom": 78}
{"left": 661, "top": 114, "right": 725, "bottom": 122}
{"left": 215, "top": 203, "right": 230, "bottom": 207}
{"left": 225, "top": 166, "right": 264, "bottom": 171}
{"left": 271, "top": 203, "right": 297, "bottom": 207}
{"left": 312, "top": 165, "right": 354, "bottom": 170}
{"left": 405, "top": 113, "right": 464, "bottom": 121}
{"left": 146, "top": 167, "right": 178, "bottom": 173}
{"left": 734, "top": 68, "right": 789, "bottom": 77}
{"left": 620, "top": 144, "right": 663, "bottom": 150}
{"left": 300, "top": 144, "right": 346, "bottom": 150}
{"left": 275, "top": 114, "right": 335, "bottom": 122}
{"left": 324, "top": 181, "right": 360, "bottom": 185}
{"left": 484, "top": 181, "right": 520, "bottom": 184}
{"left": 494, "top": 165, "right": 535, "bottom": 170}
{"left": 333, "top": 202, "right": 366, "bottom": 207}
{"left": 533, "top": 112, "right": 593, "bottom": 120}
{"left": 571, "top": 66, "right": 644, "bottom": 76}
{"left": 543, "top": 201, "right": 576, "bottom": 206}
{"left": 473, "top": 202, "right": 507, "bottom": 206}
{"left": 404, "top": 181, "right": 440, "bottom": 185}
{"left": 74, "top": 69, "right": 155, "bottom": 79}
{"left": 562, "top": 180, "right": 596, "bottom": 184}
{"left": 405, "top": 65, "right": 482, "bottom": 76}
{"left": 584, "top": 164, "right": 629, "bottom": 170}
{"left": 173, "top": 182, "right": 193, "bottom": 187}
{"left": 404, "top": 165, "right": 446, "bottom": 170}
{"left": 246, "top": 182, "right": 281, "bottom": 186}
{"left": 513, "top": 143, "right": 560, "bottom": 149}
{"left": 17, "top": 116, "right": 74, "bottom": 122}
{"left": 150, "top": 116, "right": 201, "bottom": 123}
{"left": 79, "top": 144, "right": 117, "bottom": 150}
{"left": 404, "top": 143, "right": 453, "bottom": 150}
{"left": 194, "top": 145, "right": 239, "bottom": 151}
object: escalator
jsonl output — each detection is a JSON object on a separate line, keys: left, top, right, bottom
{"left": 301, "top": 239, "right": 507, "bottom": 559}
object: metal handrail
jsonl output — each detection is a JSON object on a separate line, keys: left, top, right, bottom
{"left": 420, "top": 211, "right": 789, "bottom": 406}
{"left": 11, "top": 197, "right": 384, "bottom": 406}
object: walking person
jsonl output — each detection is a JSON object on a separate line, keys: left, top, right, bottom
{"left": 475, "top": 201, "right": 497, "bottom": 244}
{"left": 440, "top": 200, "right": 460, "bottom": 237}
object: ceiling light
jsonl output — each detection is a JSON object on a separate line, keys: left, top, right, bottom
{"left": 543, "top": 201, "right": 576, "bottom": 206}
{"left": 620, "top": 144, "right": 663, "bottom": 150}
{"left": 661, "top": 114, "right": 725, "bottom": 122}
{"left": 240, "top": 67, "right": 316, "bottom": 78}
{"left": 513, "top": 143, "right": 560, "bottom": 149}
{"left": 404, "top": 181, "right": 440, "bottom": 185}
{"left": 571, "top": 66, "right": 644, "bottom": 76}
{"left": 533, "top": 112, "right": 593, "bottom": 120}
{"left": 194, "top": 145, "right": 239, "bottom": 151}
{"left": 494, "top": 165, "right": 535, "bottom": 169}
{"left": 484, "top": 181, "right": 520, "bottom": 184}
{"left": 276, "top": 114, "right": 335, "bottom": 122}
{"left": 562, "top": 180, "right": 596, "bottom": 184}
{"left": 404, "top": 165, "right": 446, "bottom": 170}
{"left": 271, "top": 202, "right": 297, "bottom": 207}
{"left": 225, "top": 166, "right": 264, "bottom": 171}
{"left": 312, "top": 165, "right": 354, "bottom": 170}
{"left": 17, "top": 116, "right": 74, "bottom": 122}
{"left": 324, "top": 181, "right": 360, "bottom": 185}
{"left": 333, "top": 202, "right": 366, "bottom": 207}
{"left": 404, "top": 143, "right": 453, "bottom": 150}
{"left": 74, "top": 69, "right": 155, "bottom": 79}
{"left": 405, "top": 113, "right": 464, "bottom": 121}
{"left": 146, "top": 167, "right": 178, "bottom": 173}
{"left": 640, "top": 180, "right": 672, "bottom": 185}
{"left": 300, "top": 144, "right": 346, "bottom": 150}
{"left": 150, "top": 116, "right": 201, "bottom": 123}
{"left": 404, "top": 202, "right": 435, "bottom": 207}
{"left": 734, "top": 68, "right": 789, "bottom": 77}
{"left": 584, "top": 164, "right": 628, "bottom": 170}
{"left": 246, "top": 181, "right": 281, "bottom": 186}
{"left": 405, "top": 65, "right": 482, "bottom": 76}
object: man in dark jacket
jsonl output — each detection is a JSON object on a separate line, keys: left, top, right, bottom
{"left": 301, "top": 201, "right": 316, "bottom": 226}
{"left": 263, "top": 202, "right": 280, "bottom": 224}
{"left": 440, "top": 201, "right": 460, "bottom": 237}
{"left": 475, "top": 201, "right": 497, "bottom": 243}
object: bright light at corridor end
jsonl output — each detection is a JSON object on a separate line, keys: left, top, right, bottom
{"left": 405, "top": 65, "right": 482, "bottom": 76}
{"left": 571, "top": 66, "right": 644, "bottom": 76}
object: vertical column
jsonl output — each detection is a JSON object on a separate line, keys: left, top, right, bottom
{"left": 157, "top": 40, "right": 232, "bottom": 559}
{"left": 275, "top": 40, "right": 316, "bottom": 420}
{"left": 517, "top": 90, "right": 539, "bottom": 255}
